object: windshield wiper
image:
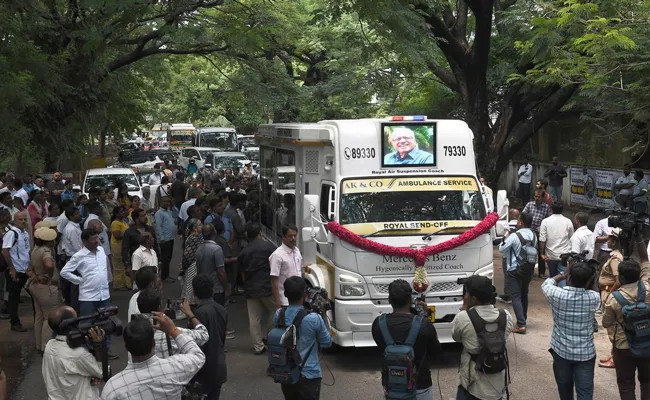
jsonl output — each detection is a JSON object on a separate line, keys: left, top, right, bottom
{"left": 421, "top": 226, "right": 472, "bottom": 241}
{"left": 362, "top": 228, "right": 421, "bottom": 238}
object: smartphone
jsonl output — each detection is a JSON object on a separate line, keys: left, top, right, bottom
{"left": 166, "top": 298, "right": 186, "bottom": 320}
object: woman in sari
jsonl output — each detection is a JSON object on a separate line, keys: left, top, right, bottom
{"left": 110, "top": 205, "right": 132, "bottom": 290}
{"left": 181, "top": 218, "right": 203, "bottom": 303}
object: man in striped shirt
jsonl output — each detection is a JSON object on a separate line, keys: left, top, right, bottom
{"left": 542, "top": 262, "right": 600, "bottom": 400}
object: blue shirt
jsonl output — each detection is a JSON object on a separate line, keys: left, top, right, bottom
{"left": 541, "top": 278, "right": 600, "bottom": 361}
{"left": 2, "top": 226, "right": 30, "bottom": 273}
{"left": 61, "top": 190, "right": 74, "bottom": 202}
{"left": 23, "top": 184, "right": 35, "bottom": 194}
{"left": 154, "top": 209, "right": 176, "bottom": 242}
{"left": 498, "top": 228, "right": 535, "bottom": 272}
{"left": 187, "top": 164, "right": 198, "bottom": 174}
{"left": 383, "top": 148, "right": 433, "bottom": 165}
{"left": 204, "top": 213, "right": 232, "bottom": 242}
{"left": 273, "top": 306, "right": 332, "bottom": 379}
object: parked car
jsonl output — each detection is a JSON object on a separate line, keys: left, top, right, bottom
{"left": 205, "top": 152, "right": 249, "bottom": 174}
{"left": 82, "top": 168, "right": 144, "bottom": 199}
{"left": 178, "top": 147, "right": 221, "bottom": 169}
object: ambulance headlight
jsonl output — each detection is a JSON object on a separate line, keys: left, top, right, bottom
{"left": 339, "top": 274, "right": 366, "bottom": 297}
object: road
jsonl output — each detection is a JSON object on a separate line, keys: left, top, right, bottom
{"left": 5, "top": 237, "right": 636, "bottom": 400}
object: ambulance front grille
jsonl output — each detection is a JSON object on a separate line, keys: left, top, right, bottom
{"left": 374, "top": 281, "right": 463, "bottom": 294}
{"left": 305, "top": 150, "right": 320, "bottom": 174}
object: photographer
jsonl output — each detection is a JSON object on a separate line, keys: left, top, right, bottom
{"left": 275, "top": 276, "right": 332, "bottom": 400}
{"left": 102, "top": 312, "right": 206, "bottom": 400}
{"left": 452, "top": 276, "right": 513, "bottom": 400}
{"left": 42, "top": 305, "right": 105, "bottom": 400}
{"left": 498, "top": 212, "right": 536, "bottom": 334}
{"left": 372, "top": 279, "right": 441, "bottom": 400}
{"left": 135, "top": 289, "right": 209, "bottom": 359}
{"left": 541, "top": 263, "right": 600, "bottom": 400}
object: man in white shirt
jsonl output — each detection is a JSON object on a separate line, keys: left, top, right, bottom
{"left": 87, "top": 219, "right": 112, "bottom": 284}
{"left": 60, "top": 228, "right": 117, "bottom": 359}
{"left": 2, "top": 210, "right": 31, "bottom": 332}
{"left": 540, "top": 202, "right": 574, "bottom": 278}
{"left": 131, "top": 232, "right": 158, "bottom": 291}
{"left": 42, "top": 306, "right": 105, "bottom": 400}
{"left": 269, "top": 225, "right": 303, "bottom": 307}
{"left": 615, "top": 165, "right": 636, "bottom": 210}
{"left": 517, "top": 157, "right": 533, "bottom": 203}
{"left": 178, "top": 188, "right": 203, "bottom": 222}
{"left": 13, "top": 179, "right": 28, "bottom": 207}
{"left": 148, "top": 165, "right": 165, "bottom": 186}
{"left": 101, "top": 312, "right": 205, "bottom": 400}
{"left": 61, "top": 206, "right": 83, "bottom": 309}
{"left": 593, "top": 216, "right": 612, "bottom": 265}
{"left": 570, "top": 212, "right": 596, "bottom": 260}
{"left": 127, "top": 267, "right": 160, "bottom": 323}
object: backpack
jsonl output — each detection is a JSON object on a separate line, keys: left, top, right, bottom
{"left": 467, "top": 309, "right": 509, "bottom": 374}
{"left": 514, "top": 231, "right": 537, "bottom": 276}
{"left": 267, "top": 308, "right": 315, "bottom": 385}
{"left": 0, "top": 228, "right": 18, "bottom": 273}
{"left": 378, "top": 314, "right": 423, "bottom": 400}
{"left": 612, "top": 282, "right": 650, "bottom": 358}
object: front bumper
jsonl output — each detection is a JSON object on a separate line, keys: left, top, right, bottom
{"left": 330, "top": 298, "right": 462, "bottom": 346}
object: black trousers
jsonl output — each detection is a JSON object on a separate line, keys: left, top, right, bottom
{"left": 281, "top": 377, "right": 322, "bottom": 400}
{"left": 613, "top": 348, "right": 650, "bottom": 400}
{"left": 5, "top": 271, "right": 28, "bottom": 326}
{"left": 159, "top": 240, "right": 174, "bottom": 280}
{"left": 517, "top": 183, "right": 531, "bottom": 204}
{"left": 213, "top": 292, "right": 226, "bottom": 306}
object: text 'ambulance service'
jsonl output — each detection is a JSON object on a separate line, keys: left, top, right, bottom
{"left": 255, "top": 116, "right": 507, "bottom": 345}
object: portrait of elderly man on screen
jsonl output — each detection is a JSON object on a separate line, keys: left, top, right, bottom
{"left": 383, "top": 127, "right": 434, "bottom": 165}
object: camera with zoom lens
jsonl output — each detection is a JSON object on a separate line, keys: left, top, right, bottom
{"left": 607, "top": 210, "right": 650, "bottom": 238}
{"left": 60, "top": 306, "right": 123, "bottom": 349}
{"left": 305, "top": 287, "right": 331, "bottom": 314}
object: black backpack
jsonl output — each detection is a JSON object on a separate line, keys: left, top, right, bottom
{"left": 467, "top": 309, "right": 509, "bottom": 374}
{"left": 267, "top": 308, "right": 315, "bottom": 385}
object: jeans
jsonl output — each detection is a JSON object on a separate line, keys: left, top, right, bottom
{"left": 281, "top": 377, "right": 321, "bottom": 400}
{"left": 506, "top": 269, "right": 532, "bottom": 326}
{"left": 159, "top": 240, "right": 174, "bottom": 280}
{"left": 79, "top": 298, "right": 112, "bottom": 349}
{"left": 547, "top": 259, "right": 562, "bottom": 278}
{"left": 549, "top": 185, "right": 563, "bottom": 203}
{"left": 551, "top": 350, "right": 595, "bottom": 400}
{"left": 415, "top": 387, "right": 433, "bottom": 400}
{"left": 613, "top": 348, "right": 650, "bottom": 400}
{"left": 5, "top": 271, "right": 28, "bottom": 326}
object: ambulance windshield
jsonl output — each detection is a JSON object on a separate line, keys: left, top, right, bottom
{"left": 339, "top": 176, "right": 486, "bottom": 235}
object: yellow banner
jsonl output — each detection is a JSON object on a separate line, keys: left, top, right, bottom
{"left": 344, "top": 220, "right": 480, "bottom": 236}
{"left": 341, "top": 177, "right": 478, "bottom": 194}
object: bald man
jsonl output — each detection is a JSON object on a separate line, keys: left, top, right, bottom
{"left": 43, "top": 305, "right": 105, "bottom": 399}
{"left": 130, "top": 232, "right": 158, "bottom": 290}
{"left": 383, "top": 127, "right": 434, "bottom": 165}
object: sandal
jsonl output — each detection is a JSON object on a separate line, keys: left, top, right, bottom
{"left": 599, "top": 355, "right": 612, "bottom": 363}
{"left": 599, "top": 359, "right": 615, "bottom": 368}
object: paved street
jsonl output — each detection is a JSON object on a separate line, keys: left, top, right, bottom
{"left": 3, "top": 233, "right": 637, "bottom": 400}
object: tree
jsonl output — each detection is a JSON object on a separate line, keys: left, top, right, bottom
{"left": 328, "top": 0, "right": 638, "bottom": 184}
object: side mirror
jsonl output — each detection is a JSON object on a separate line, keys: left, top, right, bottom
{"left": 496, "top": 190, "right": 509, "bottom": 220}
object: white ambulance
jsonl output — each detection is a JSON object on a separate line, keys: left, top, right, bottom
{"left": 256, "top": 117, "right": 508, "bottom": 345}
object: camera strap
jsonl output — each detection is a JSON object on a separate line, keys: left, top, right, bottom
{"left": 166, "top": 334, "right": 174, "bottom": 357}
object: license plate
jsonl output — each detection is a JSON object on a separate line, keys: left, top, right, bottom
{"left": 428, "top": 306, "right": 436, "bottom": 322}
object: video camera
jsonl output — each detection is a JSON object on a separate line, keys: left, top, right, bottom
{"left": 60, "top": 306, "right": 123, "bottom": 349}
{"left": 605, "top": 208, "right": 650, "bottom": 258}
{"left": 305, "top": 287, "right": 331, "bottom": 314}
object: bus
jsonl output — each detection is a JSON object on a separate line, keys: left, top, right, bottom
{"left": 168, "top": 123, "right": 195, "bottom": 150}
{"left": 255, "top": 117, "right": 508, "bottom": 345}
{"left": 195, "top": 127, "right": 238, "bottom": 152}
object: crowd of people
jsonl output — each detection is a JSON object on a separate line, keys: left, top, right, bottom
{"left": 0, "top": 165, "right": 309, "bottom": 400}
{"left": 1, "top": 156, "right": 650, "bottom": 400}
